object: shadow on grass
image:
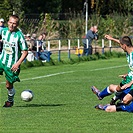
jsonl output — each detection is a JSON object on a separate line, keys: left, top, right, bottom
{"left": 16, "top": 103, "right": 65, "bottom": 107}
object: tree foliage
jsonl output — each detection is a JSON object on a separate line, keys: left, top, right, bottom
{"left": 0, "top": 0, "right": 132, "bottom": 19}
{"left": 0, "top": 0, "right": 132, "bottom": 38}
{"left": 0, "top": 0, "right": 24, "bottom": 23}
{"left": 95, "top": 0, "right": 133, "bottom": 15}
{"left": 22, "top": 0, "right": 62, "bottom": 14}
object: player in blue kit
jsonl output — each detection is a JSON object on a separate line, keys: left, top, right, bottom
{"left": 95, "top": 88, "right": 133, "bottom": 113}
{"left": 91, "top": 35, "right": 133, "bottom": 106}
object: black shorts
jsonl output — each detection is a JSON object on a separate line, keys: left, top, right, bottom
{"left": 120, "top": 82, "right": 124, "bottom": 87}
{"left": 129, "top": 89, "right": 133, "bottom": 97}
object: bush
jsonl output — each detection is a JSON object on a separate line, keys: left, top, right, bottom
{"left": 20, "top": 51, "right": 126, "bottom": 70}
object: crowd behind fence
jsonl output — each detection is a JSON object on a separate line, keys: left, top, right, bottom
{"left": 1, "top": 37, "right": 132, "bottom": 62}
{"left": 30, "top": 37, "right": 129, "bottom": 62}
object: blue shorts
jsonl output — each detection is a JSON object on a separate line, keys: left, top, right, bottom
{"left": 120, "top": 88, "right": 130, "bottom": 100}
{"left": 120, "top": 102, "right": 133, "bottom": 112}
{"left": 119, "top": 88, "right": 133, "bottom": 112}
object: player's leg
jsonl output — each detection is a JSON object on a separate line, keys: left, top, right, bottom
{"left": 95, "top": 102, "right": 133, "bottom": 113}
{"left": 91, "top": 84, "right": 118, "bottom": 100}
{"left": 3, "top": 66, "right": 20, "bottom": 107}
{"left": 95, "top": 104, "right": 110, "bottom": 110}
{"left": 105, "top": 105, "right": 116, "bottom": 112}
{"left": 110, "top": 87, "right": 130, "bottom": 105}
{"left": 116, "top": 75, "right": 133, "bottom": 104}
{"left": 115, "top": 101, "right": 133, "bottom": 113}
{"left": 95, "top": 104, "right": 116, "bottom": 112}
{"left": 3, "top": 81, "right": 15, "bottom": 107}
{"left": 105, "top": 103, "right": 133, "bottom": 112}
{"left": 122, "top": 90, "right": 133, "bottom": 105}
{"left": 6, "top": 81, "right": 15, "bottom": 102}
{"left": 107, "top": 90, "right": 133, "bottom": 113}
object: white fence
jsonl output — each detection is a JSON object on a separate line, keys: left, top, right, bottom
{"left": 27, "top": 36, "right": 133, "bottom": 62}
{"left": 43, "top": 38, "right": 122, "bottom": 61}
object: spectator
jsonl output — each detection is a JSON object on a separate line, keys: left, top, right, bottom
{"left": 0, "top": 18, "right": 5, "bottom": 31}
{"left": 82, "top": 25, "right": 98, "bottom": 55}
{"left": 36, "top": 33, "right": 52, "bottom": 62}
{"left": 31, "top": 33, "right": 37, "bottom": 51}
{"left": 25, "top": 34, "right": 35, "bottom": 61}
{"left": 26, "top": 34, "right": 32, "bottom": 51}
{"left": 30, "top": 33, "right": 38, "bottom": 59}
{"left": 0, "top": 18, "right": 5, "bottom": 53}
{"left": 41, "top": 32, "right": 47, "bottom": 50}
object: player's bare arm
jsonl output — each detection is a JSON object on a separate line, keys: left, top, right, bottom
{"left": 105, "top": 35, "right": 120, "bottom": 44}
{"left": 121, "top": 80, "right": 133, "bottom": 90}
{"left": 119, "top": 74, "right": 128, "bottom": 80}
{"left": 11, "top": 50, "right": 28, "bottom": 72}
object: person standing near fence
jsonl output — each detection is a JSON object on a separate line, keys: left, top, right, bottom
{"left": 0, "top": 18, "right": 5, "bottom": 53}
{"left": 0, "top": 15, "right": 28, "bottom": 107}
{"left": 82, "top": 25, "right": 98, "bottom": 55}
{"left": 36, "top": 33, "right": 51, "bottom": 62}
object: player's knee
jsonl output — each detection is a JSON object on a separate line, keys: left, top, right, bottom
{"left": 6, "top": 82, "right": 13, "bottom": 90}
{"left": 109, "top": 84, "right": 117, "bottom": 92}
{"left": 123, "top": 98, "right": 130, "bottom": 105}
{"left": 105, "top": 105, "right": 116, "bottom": 112}
{"left": 105, "top": 106, "right": 112, "bottom": 112}
{"left": 116, "top": 85, "right": 121, "bottom": 92}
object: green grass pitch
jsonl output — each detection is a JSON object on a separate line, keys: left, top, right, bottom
{"left": 0, "top": 57, "right": 133, "bottom": 133}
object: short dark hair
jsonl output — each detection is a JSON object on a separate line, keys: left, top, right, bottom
{"left": 120, "top": 36, "right": 132, "bottom": 47}
{"left": 41, "top": 32, "right": 47, "bottom": 35}
{"left": 9, "top": 15, "right": 19, "bottom": 24}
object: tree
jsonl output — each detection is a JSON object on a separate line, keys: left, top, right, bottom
{"left": 0, "top": 0, "right": 24, "bottom": 22}
{"left": 94, "top": 0, "right": 133, "bottom": 15}
{"left": 22, "top": 0, "right": 61, "bottom": 14}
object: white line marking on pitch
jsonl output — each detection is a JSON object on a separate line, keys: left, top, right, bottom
{"left": 0, "top": 64, "right": 127, "bottom": 84}
{"left": 0, "top": 71, "right": 74, "bottom": 84}
{"left": 21, "top": 71, "right": 74, "bottom": 81}
{"left": 90, "top": 64, "right": 127, "bottom": 71}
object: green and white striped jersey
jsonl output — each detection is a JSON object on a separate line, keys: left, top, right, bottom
{"left": 126, "top": 52, "right": 133, "bottom": 72}
{"left": 0, "top": 27, "right": 28, "bottom": 68}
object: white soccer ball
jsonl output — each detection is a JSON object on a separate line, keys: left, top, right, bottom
{"left": 21, "top": 90, "right": 33, "bottom": 102}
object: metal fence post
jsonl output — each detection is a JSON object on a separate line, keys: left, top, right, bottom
{"left": 109, "top": 40, "right": 111, "bottom": 52}
{"left": 68, "top": 39, "right": 71, "bottom": 59}
{"left": 86, "top": 39, "right": 89, "bottom": 56}
{"left": 102, "top": 39, "right": 104, "bottom": 54}
{"left": 77, "top": 39, "right": 81, "bottom": 57}
{"left": 58, "top": 40, "right": 61, "bottom": 61}
{"left": 47, "top": 41, "right": 50, "bottom": 62}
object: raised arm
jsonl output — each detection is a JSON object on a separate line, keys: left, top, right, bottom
{"left": 105, "top": 35, "right": 120, "bottom": 44}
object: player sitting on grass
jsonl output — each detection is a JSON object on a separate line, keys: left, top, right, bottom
{"left": 94, "top": 87, "right": 133, "bottom": 113}
{"left": 91, "top": 35, "right": 133, "bottom": 105}
{"left": 91, "top": 74, "right": 133, "bottom": 105}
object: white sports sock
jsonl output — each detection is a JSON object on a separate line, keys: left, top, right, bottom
{"left": 8, "top": 88, "right": 15, "bottom": 96}
{"left": 113, "top": 91, "right": 122, "bottom": 100}
{"left": 8, "top": 88, "right": 15, "bottom": 102}
{"left": 107, "top": 86, "right": 113, "bottom": 94}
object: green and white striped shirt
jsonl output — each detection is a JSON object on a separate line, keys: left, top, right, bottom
{"left": 127, "top": 52, "right": 133, "bottom": 72}
{"left": 0, "top": 27, "right": 28, "bottom": 68}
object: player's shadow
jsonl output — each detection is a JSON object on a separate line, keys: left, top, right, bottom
{"left": 16, "top": 103, "right": 65, "bottom": 107}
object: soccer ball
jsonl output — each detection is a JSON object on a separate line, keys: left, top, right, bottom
{"left": 21, "top": 90, "right": 33, "bottom": 102}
